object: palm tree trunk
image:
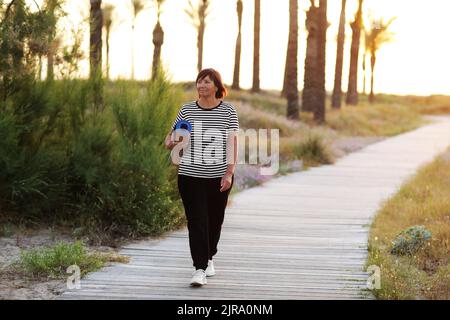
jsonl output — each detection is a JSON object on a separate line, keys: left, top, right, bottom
{"left": 102, "top": 4, "right": 114, "bottom": 80}
{"left": 197, "top": 1, "right": 208, "bottom": 73}
{"left": 362, "top": 50, "right": 366, "bottom": 95}
{"left": 314, "top": 0, "right": 327, "bottom": 124}
{"left": 331, "top": 0, "right": 346, "bottom": 109}
{"left": 197, "top": 24, "right": 204, "bottom": 73}
{"left": 131, "top": 24, "right": 135, "bottom": 79}
{"left": 152, "top": 21, "right": 164, "bottom": 81}
{"left": 251, "top": 0, "right": 260, "bottom": 93}
{"left": 232, "top": 0, "right": 243, "bottom": 90}
{"left": 281, "top": 48, "right": 288, "bottom": 98}
{"left": 38, "top": 55, "right": 43, "bottom": 80}
{"left": 369, "top": 51, "right": 375, "bottom": 103}
{"left": 106, "top": 25, "right": 111, "bottom": 79}
{"left": 46, "top": 0, "right": 57, "bottom": 80}
{"left": 89, "top": 0, "right": 103, "bottom": 79}
{"left": 302, "top": 1, "right": 319, "bottom": 112}
{"left": 346, "top": 0, "right": 363, "bottom": 105}
{"left": 47, "top": 52, "right": 54, "bottom": 80}
{"left": 285, "top": 0, "right": 299, "bottom": 120}
{"left": 89, "top": 0, "right": 103, "bottom": 113}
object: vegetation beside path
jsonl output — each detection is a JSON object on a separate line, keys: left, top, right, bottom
{"left": 367, "top": 149, "right": 450, "bottom": 299}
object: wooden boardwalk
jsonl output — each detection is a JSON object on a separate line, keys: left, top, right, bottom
{"left": 59, "top": 116, "right": 450, "bottom": 300}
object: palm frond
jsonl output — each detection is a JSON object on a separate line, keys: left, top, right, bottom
{"left": 130, "top": 0, "right": 145, "bottom": 18}
{"left": 184, "top": 0, "right": 200, "bottom": 28}
{"left": 101, "top": 3, "right": 115, "bottom": 27}
{"left": 366, "top": 16, "right": 396, "bottom": 52}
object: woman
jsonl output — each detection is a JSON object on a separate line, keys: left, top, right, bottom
{"left": 164, "top": 68, "right": 239, "bottom": 286}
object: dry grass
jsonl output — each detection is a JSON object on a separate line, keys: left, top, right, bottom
{"left": 405, "top": 95, "right": 450, "bottom": 115}
{"left": 180, "top": 87, "right": 436, "bottom": 166}
{"left": 367, "top": 149, "right": 450, "bottom": 299}
{"left": 232, "top": 101, "right": 336, "bottom": 165}
{"left": 324, "top": 103, "right": 425, "bottom": 136}
{"left": 205, "top": 88, "right": 430, "bottom": 137}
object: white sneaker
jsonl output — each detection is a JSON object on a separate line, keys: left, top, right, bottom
{"left": 205, "top": 260, "right": 215, "bottom": 277}
{"left": 190, "top": 269, "right": 207, "bottom": 286}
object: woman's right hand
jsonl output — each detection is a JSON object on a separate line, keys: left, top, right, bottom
{"left": 165, "top": 131, "right": 181, "bottom": 150}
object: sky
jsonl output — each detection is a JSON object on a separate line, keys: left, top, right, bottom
{"left": 32, "top": 0, "right": 450, "bottom": 96}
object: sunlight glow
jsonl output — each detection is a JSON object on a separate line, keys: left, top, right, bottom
{"left": 32, "top": 0, "right": 450, "bottom": 95}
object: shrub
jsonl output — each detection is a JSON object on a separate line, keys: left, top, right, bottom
{"left": 390, "top": 225, "right": 432, "bottom": 256}
{"left": 292, "top": 133, "right": 333, "bottom": 165}
{"left": 1, "top": 16, "right": 185, "bottom": 242}
{"left": 17, "top": 241, "right": 106, "bottom": 279}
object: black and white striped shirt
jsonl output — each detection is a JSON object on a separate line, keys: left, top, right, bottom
{"left": 171, "top": 100, "right": 239, "bottom": 178}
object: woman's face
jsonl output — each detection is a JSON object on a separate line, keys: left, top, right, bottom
{"left": 197, "top": 75, "right": 218, "bottom": 99}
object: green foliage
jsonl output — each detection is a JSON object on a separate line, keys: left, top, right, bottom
{"left": 0, "top": 0, "right": 185, "bottom": 242}
{"left": 17, "top": 241, "right": 106, "bottom": 278}
{"left": 292, "top": 133, "right": 332, "bottom": 165}
{"left": 66, "top": 73, "right": 185, "bottom": 239}
{"left": 367, "top": 154, "right": 450, "bottom": 299}
{"left": 0, "top": 75, "right": 184, "bottom": 240}
{"left": 390, "top": 225, "right": 432, "bottom": 256}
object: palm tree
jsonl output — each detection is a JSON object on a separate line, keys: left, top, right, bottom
{"left": 232, "top": 0, "right": 243, "bottom": 90}
{"left": 314, "top": 0, "right": 327, "bottom": 123}
{"left": 185, "top": 0, "right": 211, "bottom": 73}
{"left": 302, "top": 0, "right": 319, "bottom": 112}
{"left": 285, "top": 0, "right": 299, "bottom": 120}
{"left": 302, "top": 0, "right": 327, "bottom": 123}
{"left": 366, "top": 17, "right": 395, "bottom": 103}
{"left": 346, "top": 0, "right": 363, "bottom": 105}
{"left": 251, "top": 0, "right": 260, "bottom": 93}
{"left": 130, "top": 0, "right": 145, "bottom": 80}
{"left": 89, "top": 0, "right": 102, "bottom": 79}
{"left": 102, "top": 3, "right": 114, "bottom": 80}
{"left": 89, "top": 0, "right": 103, "bottom": 114}
{"left": 362, "top": 29, "right": 369, "bottom": 95}
{"left": 45, "top": 0, "right": 59, "bottom": 80}
{"left": 151, "top": 0, "right": 165, "bottom": 80}
{"left": 281, "top": 56, "right": 287, "bottom": 97}
{"left": 331, "top": 0, "right": 346, "bottom": 109}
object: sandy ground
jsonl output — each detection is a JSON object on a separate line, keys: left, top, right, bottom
{"left": 0, "top": 230, "right": 71, "bottom": 300}
{"left": 0, "top": 229, "right": 122, "bottom": 300}
{"left": 0, "top": 135, "right": 385, "bottom": 300}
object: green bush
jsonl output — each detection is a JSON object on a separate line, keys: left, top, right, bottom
{"left": 0, "top": 80, "right": 69, "bottom": 217}
{"left": 1, "top": 24, "right": 184, "bottom": 241}
{"left": 53, "top": 75, "right": 184, "bottom": 239}
{"left": 390, "top": 225, "right": 432, "bottom": 256}
{"left": 17, "top": 241, "right": 106, "bottom": 278}
{"left": 293, "top": 133, "right": 333, "bottom": 165}
{"left": 0, "top": 1, "right": 186, "bottom": 242}
{"left": 64, "top": 74, "right": 185, "bottom": 239}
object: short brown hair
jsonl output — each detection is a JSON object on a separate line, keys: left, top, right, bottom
{"left": 196, "top": 68, "right": 228, "bottom": 99}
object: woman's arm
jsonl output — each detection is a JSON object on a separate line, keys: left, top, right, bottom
{"left": 164, "top": 130, "right": 178, "bottom": 150}
{"left": 225, "top": 131, "right": 239, "bottom": 174}
{"left": 220, "top": 131, "right": 238, "bottom": 192}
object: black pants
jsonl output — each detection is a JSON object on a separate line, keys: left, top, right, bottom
{"left": 177, "top": 174, "right": 234, "bottom": 270}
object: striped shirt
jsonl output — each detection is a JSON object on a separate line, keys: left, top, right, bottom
{"left": 171, "top": 100, "right": 239, "bottom": 178}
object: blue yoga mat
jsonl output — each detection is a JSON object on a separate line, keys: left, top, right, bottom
{"left": 174, "top": 119, "right": 192, "bottom": 133}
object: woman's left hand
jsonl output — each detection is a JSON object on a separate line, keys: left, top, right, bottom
{"left": 220, "top": 172, "right": 233, "bottom": 192}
